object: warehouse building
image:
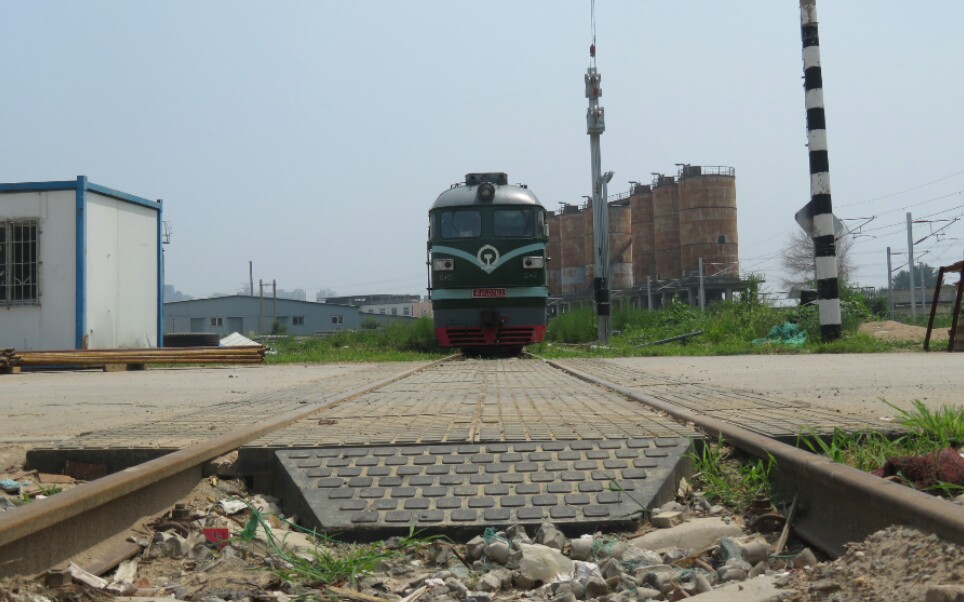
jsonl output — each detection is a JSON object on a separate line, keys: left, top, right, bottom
{"left": 0, "top": 176, "right": 162, "bottom": 350}
{"left": 163, "top": 295, "right": 407, "bottom": 337}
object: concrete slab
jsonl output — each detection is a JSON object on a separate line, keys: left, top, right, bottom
{"left": 555, "top": 359, "right": 896, "bottom": 438}
{"left": 687, "top": 575, "right": 793, "bottom": 601}
{"left": 628, "top": 517, "right": 745, "bottom": 552}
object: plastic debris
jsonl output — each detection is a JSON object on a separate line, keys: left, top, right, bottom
{"left": 0, "top": 479, "right": 21, "bottom": 494}
{"left": 752, "top": 322, "right": 807, "bottom": 346}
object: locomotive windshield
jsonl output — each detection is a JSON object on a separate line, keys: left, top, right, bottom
{"left": 440, "top": 210, "right": 482, "bottom": 239}
{"left": 494, "top": 209, "right": 536, "bottom": 237}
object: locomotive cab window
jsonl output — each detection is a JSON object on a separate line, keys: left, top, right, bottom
{"left": 440, "top": 210, "right": 481, "bottom": 239}
{"left": 494, "top": 209, "right": 535, "bottom": 237}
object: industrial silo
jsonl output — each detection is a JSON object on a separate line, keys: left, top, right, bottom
{"left": 559, "top": 204, "right": 586, "bottom": 296}
{"left": 630, "top": 184, "right": 654, "bottom": 286}
{"left": 608, "top": 200, "right": 633, "bottom": 289}
{"left": 652, "top": 175, "right": 681, "bottom": 280}
{"left": 678, "top": 166, "right": 739, "bottom": 277}
{"left": 546, "top": 211, "right": 562, "bottom": 296}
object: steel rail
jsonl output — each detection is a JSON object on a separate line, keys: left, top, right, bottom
{"left": 543, "top": 357, "right": 964, "bottom": 557}
{"left": 0, "top": 357, "right": 455, "bottom": 577}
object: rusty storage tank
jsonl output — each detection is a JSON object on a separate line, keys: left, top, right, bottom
{"left": 559, "top": 204, "right": 586, "bottom": 296}
{"left": 678, "top": 165, "right": 739, "bottom": 277}
{"left": 652, "top": 175, "right": 681, "bottom": 280}
{"left": 546, "top": 211, "right": 562, "bottom": 296}
{"left": 608, "top": 199, "right": 633, "bottom": 289}
{"left": 630, "top": 184, "right": 654, "bottom": 286}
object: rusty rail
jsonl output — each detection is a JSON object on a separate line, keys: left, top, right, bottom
{"left": 0, "top": 357, "right": 454, "bottom": 577}
{"left": 542, "top": 357, "right": 964, "bottom": 557}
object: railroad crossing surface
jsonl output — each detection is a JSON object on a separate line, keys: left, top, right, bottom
{"left": 27, "top": 358, "right": 892, "bottom": 532}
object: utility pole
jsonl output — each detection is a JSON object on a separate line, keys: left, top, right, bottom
{"left": 698, "top": 258, "right": 706, "bottom": 311}
{"left": 586, "top": 3, "right": 612, "bottom": 344}
{"left": 646, "top": 276, "right": 653, "bottom": 311}
{"left": 272, "top": 279, "right": 277, "bottom": 328}
{"left": 920, "top": 261, "right": 926, "bottom": 310}
{"left": 259, "top": 279, "right": 264, "bottom": 334}
{"left": 886, "top": 247, "right": 894, "bottom": 319}
{"left": 907, "top": 212, "right": 916, "bottom": 320}
{"left": 249, "top": 261, "right": 254, "bottom": 296}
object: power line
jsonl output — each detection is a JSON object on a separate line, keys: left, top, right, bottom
{"left": 837, "top": 168, "right": 964, "bottom": 209}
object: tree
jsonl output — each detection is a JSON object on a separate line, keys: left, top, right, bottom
{"left": 780, "top": 229, "right": 854, "bottom": 292}
{"left": 891, "top": 264, "right": 937, "bottom": 289}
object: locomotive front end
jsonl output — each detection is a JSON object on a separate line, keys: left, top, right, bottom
{"left": 427, "top": 173, "right": 548, "bottom": 351}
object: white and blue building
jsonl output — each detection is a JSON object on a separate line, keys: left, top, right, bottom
{"left": 0, "top": 176, "right": 162, "bottom": 350}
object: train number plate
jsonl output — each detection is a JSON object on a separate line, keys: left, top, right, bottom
{"left": 472, "top": 288, "right": 507, "bottom": 298}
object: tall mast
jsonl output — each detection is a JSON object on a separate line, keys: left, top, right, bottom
{"left": 586, "top": 0, "right": 613, "bottom": 344}
{"left": 799, "top": 0, "right": 842, "bottom": 341}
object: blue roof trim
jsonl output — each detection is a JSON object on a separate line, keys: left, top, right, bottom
{"left": 75, "top": 176, "right": 87, "bottom": 349}
{"left": 0, "top": 179, "right": 161, "bottom": 212}
{"left": 0, "top": 181, "right": 78, "bottom": 192}
{"left": 86, "top": 182, "right": 161, "bottom": 211}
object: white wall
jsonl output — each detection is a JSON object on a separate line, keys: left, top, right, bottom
{"left": 0, "top": 190, "right": 76, "bottom": 350}
{"left": 85, "top": 192, "right": 158, "bottom": 348}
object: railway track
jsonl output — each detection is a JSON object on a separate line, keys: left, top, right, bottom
{"left": 0, "top": 359, "right": 445, "bottom": 577}
{"left": 2, "top": 355, "right": 963, "bottom": 581}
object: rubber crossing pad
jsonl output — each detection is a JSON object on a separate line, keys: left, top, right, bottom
{"left": 275, "top": 437, "right": 691, "bottom": 531}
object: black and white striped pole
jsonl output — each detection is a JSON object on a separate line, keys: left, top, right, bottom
{"left": 797, "top": 0, "right": 842, "bottom": 341}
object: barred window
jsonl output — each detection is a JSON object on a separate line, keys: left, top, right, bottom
{"left": 0, "top": 220, "right": 40, "bottom": 305}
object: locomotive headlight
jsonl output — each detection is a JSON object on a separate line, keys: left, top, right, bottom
{"left": 522, "top": 256, "right": 545, "bottom": 269}
{"left": 478, "top": 182, "right": 496, "bottom": 202}
{"left": 433, "top": 259, "right": 454, "bottom": 271}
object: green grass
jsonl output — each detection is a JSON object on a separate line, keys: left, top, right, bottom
{"left": 534, "top": 294, "right": 931, "bottom": 358}
{"left": 689, "top": 435, "right": 775, "bottom": 510}
{"left": 233, "top": 503, "right": 443, "bottom": 588}
{"left": 691, "top": 400, "right": 964, "bottom": 508}
{"left": 796, "top": 400, "right": 964, "bottom": 494}
{"left": 888, "top": 399, "right": 964, "bottom": 448}
{"left": 266, "top": 317, "right": 448, "bottom": 363}
{"left": 273, "top": 528, "right": 445, "bottom": 588}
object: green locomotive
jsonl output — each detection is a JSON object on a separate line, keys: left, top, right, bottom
{"left": 427, "top": 173, "right": 548, "bottom": 351}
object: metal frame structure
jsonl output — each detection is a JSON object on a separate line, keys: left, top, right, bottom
{"left": 924, "top": 260, "right": 964, "bottom": 352}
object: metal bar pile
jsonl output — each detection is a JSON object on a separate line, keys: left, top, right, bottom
{"left": 1, "top": 349, "right": 22, "bottom": 368}
{"left": 11, "top": 346, "right": 266, "bottom": 367}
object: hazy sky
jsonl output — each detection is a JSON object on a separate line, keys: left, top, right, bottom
{"left": 3, "top": 2, "right": 963, "bottom": 299}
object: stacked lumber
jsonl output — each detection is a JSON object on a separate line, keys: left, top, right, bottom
{"left": 16, "top": 346, "right": 266, "bottom": 367}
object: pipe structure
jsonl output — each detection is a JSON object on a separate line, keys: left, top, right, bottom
{"left": 800, "top": 0, "right": 842, "bottom": 341}
{"left": 586, "top": 22, "right": 611, "bottom": 344}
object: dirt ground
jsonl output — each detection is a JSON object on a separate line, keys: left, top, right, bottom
{"left": 610, "top": 350, "right": 963, "bottom": 419}
{"left": 858, "top": 319, "right": 950, "bottom": 343}
{"left": 3, "top": 349, "right": 961, "bottom": 470}
{"left": 0, "top": 363, "right": 366, "bottom": 469}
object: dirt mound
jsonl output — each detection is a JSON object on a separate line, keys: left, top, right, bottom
{"left": 858, "top": 320, "right": 948, "bottom": 343}
{"left": 787, "top": 525, "right": 964, "bottom": 601}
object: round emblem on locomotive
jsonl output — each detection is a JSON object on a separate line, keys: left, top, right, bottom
{"left": 477, "top": 244, "right": 500, "bottom": 267}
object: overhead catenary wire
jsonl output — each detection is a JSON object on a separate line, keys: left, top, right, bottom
{"left": 837, "top": 168, "right": 964, "bottom": 209}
